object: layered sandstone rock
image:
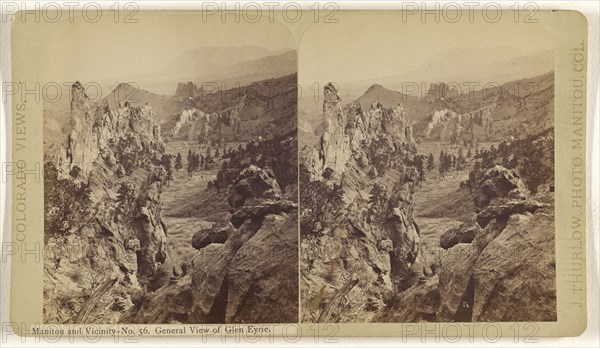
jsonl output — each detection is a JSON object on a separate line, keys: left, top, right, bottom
{"left": 380, "top": 164, "right": 556, "bottom": 323}
{"left": 44, "top": 82, "right": 169, "bottom": 324}
{"left": 169, "top": 96, "right": 245, "bottom": 143}
{"left": 301, "top": 84, "right": 422, "bottom": 322}
{"left": 422, "top": 105, "right": 494, "bottom": 145}
{"left": 134, "top": 165, "right": 298, "bottom": 323}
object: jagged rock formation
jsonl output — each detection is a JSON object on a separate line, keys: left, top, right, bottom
{"left": 379, "top": 164, "right": 556, "bottom": 322}
{"left": 165, "top": 74, "right": 298, "bottom": 144}
{"left": 427, "top": 82, "right": 454, "bottom": 101}
{"left": 308, "top": 83, "right": 415, "bottom": 181}
{"left": 170, "top": 108, "right": 214, "bottom": 140}
{"left": 174, "top": 81, "right": 202, "bottom": 99}
{"left": 301, "top": 84, "right": 423, "bottom": 322}
{"left": 439, "top": 221, "right": 481, "bottom": 249}
{"left": 319, "top": 83, "right": 350, "bottom": 176}
{"left": 421, "top": 105, "right": 494, "bottom": 145}
{"left": 168, "top": 96, "right": 245, "bottom": 143}
{"left": 133, "top": 165, "right": 298, "bottom": 323}
{"left": 302, "top": 82, "right": 555, "bottom": 322}
{"left": 44, "top": 82, "right": 171, "bottom": 323}
{"left": 474, "top": 165, "right": 528, "bottom": 208}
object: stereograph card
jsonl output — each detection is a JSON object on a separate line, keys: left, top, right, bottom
{"left": 3, "top": 5, "right": 591, "bottom": 340}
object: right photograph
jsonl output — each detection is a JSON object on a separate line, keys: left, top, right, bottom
{"left": 299, "top": 12, "right": 556, "bottom": 323}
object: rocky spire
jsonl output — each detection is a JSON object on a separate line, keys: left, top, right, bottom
{"left": 67, "top": 81, "right": 99, "bottom": 178}
{"left": 320, "top": 83, "right": 350, "bottom": 178}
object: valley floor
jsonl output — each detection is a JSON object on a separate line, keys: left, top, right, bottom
{"left": 161, "top": 141, "right": 216, "bottom": 265}
{"left": 412, "top": 155, "right": 473, "bottom": 269}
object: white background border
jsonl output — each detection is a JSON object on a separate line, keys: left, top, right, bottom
{"left": 0, "top": 1, "right": 597, "bottom": 347}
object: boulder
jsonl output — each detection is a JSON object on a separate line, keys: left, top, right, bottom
{"left": 227, "top": 165, "right": 282, "bottom": 208}
{"left": 439, "top": 220, "right": 481, "bottom": 249}
{"left": 189, "top": 244, "right": 234, "bottom": 322}
{"left": 474, "top": 166, "right": 528, "bottom": 208}
{"left": 476, "top": 199, "right": 549, "bottom": 228}
{"left": 437, "top": 243, "right": 478, "bottom": 321}
{"left": 379, "top": 275, "right": 440, "bottom": 322}
{"left": 472, "top": 217, "right": 506, "bottom": 250}
{"left": 472, "top": 212, "right": 556, "bottom": 321}
{"left": 133, "top": 276, "right": 194, "bottom": 324}
{"left": 378, "top": 239, "right": 394, "bottom": 252}
{"left": 226, "top": 213, "right": 298, "bottom": 323}
{"left": 189, "top": 217, "right": 262, "bottom": 322}
{"left": 191, "top": 223, "right": 234, "bottom": 250}
{"left": 229, "top": 200, "right": 297, "bottom": 228}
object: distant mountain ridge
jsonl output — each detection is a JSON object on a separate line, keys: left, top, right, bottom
{"left": 301, "top": 71, "right": 554, "bottom": 149}
{"left": 349, "top": 48, "right": 553, "bottom": 92}
{"left": 117, "top": 46, "right": 297, "bottom": 96}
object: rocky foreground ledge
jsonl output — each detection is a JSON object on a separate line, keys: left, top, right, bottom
{"left": 133, "top": 165, "right": 298, "bottom": 323}
{"left": 379, "top": 165, "right": 556, "bottom": 322}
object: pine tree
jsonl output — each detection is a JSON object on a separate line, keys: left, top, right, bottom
{"left": 414, "top": 155, "right": 424, "bottom": 181}
{"left": 204, "top": 152, "right": 212, "bottom": 170}
{"left": 427, "top": 153, "right": 435, "bottom": 172}
{"left": 175, "top": 152, "right": 183, "bottom": 171}
{"left": 192, "top": 153, "right": 200, "bottom": 172}
{"left": 187, "top": 151, "right": 195, "bottom": 177}
{"left": 161, "top": 154, "right": 173, "bottom": 182}
{"left": 457, "top": 148, "right": 465, "bottom": 170}
{"left": 439, "top": 150, "right": 445, "bottom": 176}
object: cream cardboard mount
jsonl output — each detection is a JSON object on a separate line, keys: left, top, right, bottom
{"left": 5, "top": 9, "right": 589, "bottom": 339}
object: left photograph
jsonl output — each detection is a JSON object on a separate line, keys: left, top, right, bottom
{"left": 42, "top": 14, "right": 298, "bottom": 324}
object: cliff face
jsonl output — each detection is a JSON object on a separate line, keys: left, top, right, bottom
{"left": 301, "top": 84, "right": 423, "bottom": 322}
{"left": 44, "top": 82, "right": 171, "bottom": 324}
{"left": 421, "top": 105, "right": 494, "bottom": 145}
{"left": 133, "top": 165, "right": 299, "bottom": 324}
{"left": 168, "top": 98, "right": 245, "bottom": 144}
{"left": 308, "top": 83, "right": 415, "bottom": 181}
{"left": 319, "top": 83, "right": 350, "bottom": 176}
{"left": 379, "top": 130, "right": 556, "bottom": 323}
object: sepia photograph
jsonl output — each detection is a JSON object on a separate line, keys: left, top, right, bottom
{"left": 41, "top": 14, "right": 299, "bottom": 324}
{"left": 299, "top": 13, "right": 557, "bottom": 323}
{"left": 4, "top": 4, "right": 592, "bottom": 340}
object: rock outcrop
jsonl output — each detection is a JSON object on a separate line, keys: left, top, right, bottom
{"left": 301, "top": 84, "right": 422, "bottom": 322}
{"left": 227, "top": 165, "right": 282, "bottom": 208}
{"left": 319, "top": 83, "right": 350, "bottom": 177}
{"left": 380, "top": 165, "right": 556, "bottom": 322}
{"left": 310, "top": 83, "right": 415, "bottom": 181}
{"left": 474, "top": 165, "right": 528, "bottom": 208}
{"left": 44, "top": 82, "right": 170, "bottom": 324}
{"left": 168, "top": 96, "right": 245, "bottom": 143}
{"left": 134, "top": 165, "right": 298, "bottom": 323}
{"left": 421, "top": 105, "right": 494, "bottom": 145}
{"left": 174, "top": 81, "right": 201, "bottom": 99}
{"left": 439, "top": 221, "right": 481, "bottom": 249}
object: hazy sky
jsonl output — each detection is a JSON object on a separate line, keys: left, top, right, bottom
{"left": 41, "top": 12, "right": 296, "bottom": 82}
{"left": 298, "top": 11, "right": 555, "bottom": 84}
{"left": 37, "top": 10, "right": 556, "bottom": 85}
